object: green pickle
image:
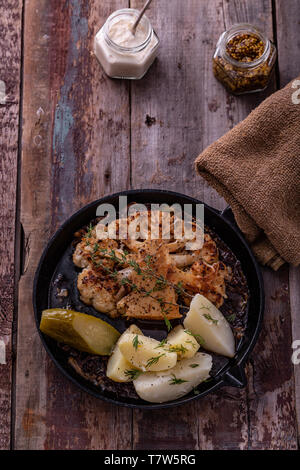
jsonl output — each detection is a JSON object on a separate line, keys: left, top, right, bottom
{"left": 40, "top": 309, "right": 120, "bottom": 355}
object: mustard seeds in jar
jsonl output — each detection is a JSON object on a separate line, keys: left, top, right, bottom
{"left": 213, "top": 24, "right": 277, "bottom": 95}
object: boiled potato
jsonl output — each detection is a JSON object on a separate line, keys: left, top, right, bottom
{"left": 118, "top": 333, "right": 177, "bottom": 372}
{"left": 40, "top": 309, "right": 120, "bottom": 355}
{"left": 107, "top": 325, "right": 143, "bottom": 382}
{"left": 184, "top": 294, "right": 235, "bottom": 358}
{"left": 134, "top": 352, "right": 212, "bottom": 403}
{"left": 126, "top": 325, "right": 143, "bottom": 336}
{"left": 166, "top": 325, "right": 199, "bottom": 359}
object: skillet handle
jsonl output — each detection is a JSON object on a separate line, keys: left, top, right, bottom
{"left": 224, "top": 364, "right": 247, "bottom": 388}
{"left": 221, "top": 206, "right": 247, "bottom": 239}
{"left": 220, "top": 205, "right": 237, "bottom": 226}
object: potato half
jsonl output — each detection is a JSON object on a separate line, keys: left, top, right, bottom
{"left": 184, "top": 294, "right": 235, "bottom": 358}
{"left": 133, "top": 352, "right": 212, "bottom": 403}
{"left": 166, "top": 325, "right": 199, "bottom": 359}
{"left": 118, "top": 333, "right": 177, "bottom": 372}
{"left": 107, "top": 325, "right": 143, "bottom": 383}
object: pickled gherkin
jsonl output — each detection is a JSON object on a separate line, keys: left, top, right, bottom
{"left": 40, "top": 309, "right": 120, "bottom": 355}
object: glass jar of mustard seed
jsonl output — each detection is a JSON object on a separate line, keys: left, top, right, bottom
{"left": 213, "top": 23, "right": 277, "bottom": 95}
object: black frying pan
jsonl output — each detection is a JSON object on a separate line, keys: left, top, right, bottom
{"left": 33, "top": 189, "right": 264, "bottom": 409}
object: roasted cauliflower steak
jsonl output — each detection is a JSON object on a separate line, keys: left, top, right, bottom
{"left": 73, "top": 210, "right": 230, "bottom": 320}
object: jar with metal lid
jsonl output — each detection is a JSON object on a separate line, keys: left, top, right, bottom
{"left": 213, "top": 23, "right": 277, "bottom": 95}
{"left": 94, "top": 8, "right": 160, "bottom": 80}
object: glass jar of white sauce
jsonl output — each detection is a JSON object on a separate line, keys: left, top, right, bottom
{"left": 94, "top": 8, "right": 160, "bottom": 80}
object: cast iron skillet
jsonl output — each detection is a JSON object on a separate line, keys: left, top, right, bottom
{"left": 33, "top": 189, "right": 264, "bottom": 409}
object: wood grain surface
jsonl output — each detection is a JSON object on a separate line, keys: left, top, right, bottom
{"left": 0, "top": 0, "right": 23, "bottom": 450}
{"left": 275, "top": 0, "right": 300, "bottom": 443}
{"left": 130, "top": 0, "right": 297, "bottom": 450}
{"left": 0, "top": 0, "right": 299, "bottom": 450}
{"left": 15, "top": 0, "right": 132, "bottom": 450}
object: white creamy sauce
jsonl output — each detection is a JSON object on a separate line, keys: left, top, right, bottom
{"left": 108, "top": 17, "right": 148, "bottom": 48}
{"left": 94, "top": 9, "right": 159, "bottom": 79}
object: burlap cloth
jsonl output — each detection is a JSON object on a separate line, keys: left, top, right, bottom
{"left": 195, "top": 78, "right": 300, "bottom": 270}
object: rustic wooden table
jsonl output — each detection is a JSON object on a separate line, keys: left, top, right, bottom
{"left": 0, "top": 0, "right": 299, "bottom": 450}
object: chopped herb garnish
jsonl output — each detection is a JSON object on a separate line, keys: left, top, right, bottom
{"left": 193, "top": 388, "right": 200, "bottom": 395}
{"left": 203, "top": 313, "right": 218, "bottom": 325}
{"left": 189, "top": 363, "right": 199, "bottom": 368}
{"left": 86, "top": 243, "right": 193, "bottom": 314}
{"left": 146, "top": 353, "right": 166, "bottom": 368}
{"left": 155, "top": 338, "right": 167, "bottom": 349}
{"left": 185, "top": 340, "right": 197, "bottom": 348}
{"left": 175, "top": 281, "right": 184, "bottom": 295}
{"left": 168, "top": 344, "right": 188, "bottom": 354}
{"left": 169, "top": 374, "right": 188, "bottom": 385}
{"left": 132, "top": 335, "right": 141, "bottom": 350}
{"left": 227, "top": 314, "right": 236, "bottom": 324}
{"left": 163, "top": 314, "right": 172, "bottom": 332}
{"left": 128, "top": 259, "right": 142, "bottom": 275}
{"left": 153, "top": 277, "right": 168, "bottom": 291}
{"left": 144, "top": 254, "right": 153, "bottom": 266}
{"left": 184, "top": 329, "right": 205, "bottom": 346}
{"left": 124, "top": 369, "right": 142, "bottom": 380}
{"left": 85, "top": 223, "right": 93, "bottom": 238}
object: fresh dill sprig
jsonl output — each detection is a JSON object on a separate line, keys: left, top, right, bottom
{"left": 163, "top": 313, "right": 172, "bottom": 332}
{"left": 169, "top": 374, "right": 188, "bottom": 385}
{"left": 168, "top": 344, "right": 188, "bottom": 354}
{"left": 124, "top": 369, "right": 142, "bottom": 380}
{"left": 155, "top": 338, "right": 167, "bottom": 349}
{"left": 185, "top": 340, "right": 197, "bottom": 348}
{"left": 184, "top": 329, "right": 205, "bottom": 346}
{"left": 146, "top": 353, "right": 166, "bottom": 368}
{"left": 203, "top": 313, "right": 218, "bottom": 325}
{"left": 132, "top": 335, "right": 141, "bottom": 350}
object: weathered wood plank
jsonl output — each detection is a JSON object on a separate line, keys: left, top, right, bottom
{"left": 275, "top": 0, "right": 300, "bottom": 88}
{"left": 130, "top": 0, "right": 297, "bottom": 450}
{"left": 129, "top": 0, "right": 222, "bottom": 450}
{"left": 133, "top": 404, "right": 198, "bottom": 450}
{"left": 129, "top": 0, "right": 245, "bottom": 450}
{"left": 290, "top": 267, "right": 300, "bottom": 442}
{"left": 276, "top": 0, "right": 300, "bottom": 445}
{"left": 0, "top": 0, "right": 23, "bottom": 450}
{"left": 15, "top": 0, "right": 132, "bottom": 450}
{"left": 221, "top": 0, "right": 297, "bottom": 450}
{"left": 247, "top": 267, "right": 297, "bottom": 449}
{"left": 13, "top": 0, "right": 299, "bottom": 450}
